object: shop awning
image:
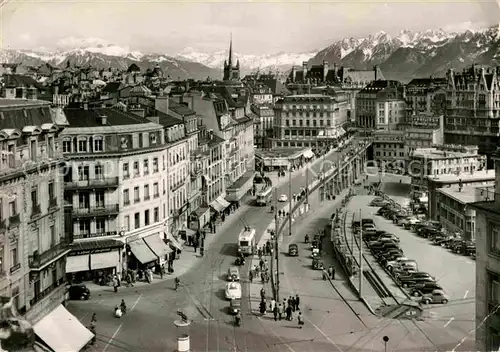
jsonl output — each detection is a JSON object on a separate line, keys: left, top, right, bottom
{"left": 34, "top": 305, "right": 94, "bottom": 352}
{"left": 338, "top": 127, "right": 347, "bottom": 136}
{"left": 65, "top": 255, "right": 89, "bottom": 273}
{"left": 210, "top": 200, "right": 224, "bottom": 213}
{"left": 90, "top": 250, "right": 120, "bottom": 271}
{"left": 144, "top": 234, "right": 171, "bottom": 258}
{"left": 217, "top": 196, "right": 231, "bottom": 209}
{"left": 303, "top": 150, "right": 314, "bottom": 159}
{"left": 129, "top": 239, "right": 158, "bottom": 264}
{"left": 167, "top": 237, "right": 183, "bottom": 251}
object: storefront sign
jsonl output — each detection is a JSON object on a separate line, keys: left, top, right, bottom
{"left": 69, "top": 247, "right": 115, "bottom": 256}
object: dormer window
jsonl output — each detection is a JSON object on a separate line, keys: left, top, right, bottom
{"left": 150, "top": 133, "right": 157, "bottom": 145}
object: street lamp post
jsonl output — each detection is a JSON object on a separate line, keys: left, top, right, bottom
{"left": 288, "top": 160, "right": 292, "bottom": 237}
{"left": 273, "top": 189, "right": 280, "bottom": 301}
{"left": 383, "top": 336, "right": 389, "bottom": 352}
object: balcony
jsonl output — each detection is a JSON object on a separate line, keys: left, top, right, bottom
{"left": 65, "top": 177, "right": 119, "bottom": 190}
{"left": 30, "top": 204, "right": 41, "bottom": 220}
{"left": 144, "top": 195, "right": 151, "bottom": 201}
{"left": 25, "top": 279, "right": 66, "bottom": 324}
{"left": 9, "top": 263, "right": 20, "bottom": 274}
{"left": 71, "top": 204, "right": 120, "bottom": 218}
{"left": 73, "top": 231, "right": 118, "bottom": 240}
{"left": 8, "top": 214, "right": 20, "bottom": 228}
{"left": 171, "top": 180, "right": 186, "bottom": 192}
{"left": 231, "top": 161, "right": 239, "bottom": 169}
{"left": 153, "top": 192, "right": 160, "bottom": 199}
{"left": 49, "top": 198, "right": 58, "bottom": 210}
{"left": 28, "top": 239, "right": 71, "bottom": 270}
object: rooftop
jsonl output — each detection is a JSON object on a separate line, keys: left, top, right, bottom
{"left": 412, "top": 147, "right": 480, "bottom": 159}
{"left": 157, "top": 111, "right": 183, "bottom": 128}
{"left": 437, "top": 184, "right": 493, "bottom": 205}
{"left": 255, "top": 147, "right": 309, "bottom": 159}
{"left": 0, "top": 99, "right": 50, "bottom": 107}
{"left": 63, "top": 107, "right": 151, "bottom": 128}
{"left": 469, "top": 200, "right": 500, "bottom": 216}
{"left": 427, "top": 169, "right": 495, "bottom": 184}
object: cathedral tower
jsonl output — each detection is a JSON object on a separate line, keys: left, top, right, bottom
{"left": 223, "top": 34, "right": 240, "bottom": 81}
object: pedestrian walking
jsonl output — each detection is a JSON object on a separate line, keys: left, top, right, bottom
{"left": 286, "top": 305, "right": 292, "bottom": 321}
{"left": 259, "top": 258, "right": 264, "bottom": 271}
{"left": 260, "top": 287, "right": 266, "bottom": 301}
{"left": 278, "top": 303, "right": 283, "bottom": 321}
{"left": 112, "top": 276, "right": 118, "bottom": 293}
{"left": 273, "top": 305, "right": 278, "bottom": 321}
{"left": 259, "top": 300, "right": 266, "bottom": 315}
{"left": 261, "top": 272, "right": 265, "bottom": 284}
{"left": 295, "top": 294, "right": 300, "bottom": 310}
{"left": 270, "top": 298, "right": 276, "bottom": 312}
{"left": 249, "top": 270, "right": 254, "bottom": 283}
{"left": 291, "top": 296, "right": 296, "bottom": 312}
{"left": 297, "top": 311, "right": 304, "bottom": 328}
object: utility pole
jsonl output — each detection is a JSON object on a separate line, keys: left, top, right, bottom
{"left": 359, "top": 208, "right": 363, "bottom": 299}
{"left": 273, "top": 188, "right": 280, "bottom": 301}
{"left": 305, "top": 165, "right": 309, "bottom": 204}
{"left": 288, "top": 161, "right": 292, "bottom": 237}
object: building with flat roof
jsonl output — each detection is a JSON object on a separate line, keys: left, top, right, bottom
{"left": 272, "top": 94, "right": 347, "bottom": 150}
{"left": 468, "top": 147, "right": 500, "bottom": 351}
{"left": 427, "top": 169, "right": 495, "bottom": 220}
{"left": 437, "top": 184, "right": 494, "bottom": 240}
{"left": 410, "top": 144, "right": 487, "bottom": 193}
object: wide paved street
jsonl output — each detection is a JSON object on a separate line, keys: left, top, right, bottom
{"left": 67, "top": 145, "right": 367, "bottom": 352}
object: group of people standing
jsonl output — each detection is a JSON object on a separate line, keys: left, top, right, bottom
{"left": 263, "top": 294, "right": 304, "bottom": 327}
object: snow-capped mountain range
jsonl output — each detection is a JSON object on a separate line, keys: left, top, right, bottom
{"left": 309, "top": 24, "right": 500, "bottom": 81}
{"left": 0, "top": 24, "right": 499, "bottom": 82}
{"left": 175, "top": 48, "right": 318, "bottom": 74}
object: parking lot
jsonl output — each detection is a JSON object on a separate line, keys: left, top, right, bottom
{"left": 350, "top": 194, "right": 475, "bottom": 347}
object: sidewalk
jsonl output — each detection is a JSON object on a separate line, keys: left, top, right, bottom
{"left": 84, "top": 195, "right": 255, "bottom": 295}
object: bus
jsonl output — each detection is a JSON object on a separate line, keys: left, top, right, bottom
{"left": 238, "top": 227, "right": 256, "bottom": 255}
{"left": 256, "top": 186, "right": 273, "bottom": 206}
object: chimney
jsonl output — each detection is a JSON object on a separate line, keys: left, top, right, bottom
{"left": 291, "top": 66, "right": 297, "bottom": 83}
{"left": 208, "top": 129, "right": 214, "bottom": 140}
{"left": 373, "top": 65, "right": 379, "bottom": 80}
{"left": 155, "top": 95, "right": 169, "bottom": 114}
{"left": 322, "top": 61, "right": 329, "bottom": 82}
{"left": 302, "top": 61, "right": 308, "bottom": 80}
{"left": 100, "top": 115, "right": 107, "bottom": 125}
{"left": 83, "top": 102, "right": 88, "bottom": 111}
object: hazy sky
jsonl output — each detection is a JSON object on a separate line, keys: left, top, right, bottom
{"left": 0, "top": 0, "right": 499, "bottom": 55}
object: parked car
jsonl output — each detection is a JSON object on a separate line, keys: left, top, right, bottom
{"left": 225, "top": 282, "right": 242, "bottom": 300}
{"left": 229, "top": 298, "right": 242, "bottom": 314}
{"left": 421, "top": 290, "right": 449, "bottom": 304}
{"left": 386, "top": 258, "right": 415, "bottom": 271}
{"left": 410, "top": 282, "right": 443, "bottom": 297}
{"left": 278, "top": 194, "right": 288, "bottom": 202}
{"left": 68, "top": 284, "right": 91, "bottom": 300}
{"left": 227, "top": 267, "right": 240, "bottom": 281}
{"left": 378, "top": 233, "right": 400, "bottom": 243}
{"left": 288, "top": 244, "right": 298, "bottom": 256}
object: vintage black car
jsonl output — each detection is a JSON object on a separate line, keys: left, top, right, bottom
{"left": 68, "top": 284, "right": 91, "bottom": 300}
{"left": 312, "top": 257, "right": 324, "bottom": 270}
{"left": 288, "top": 244, "right": 298, "bottom": 256}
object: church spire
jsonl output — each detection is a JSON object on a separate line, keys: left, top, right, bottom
{"left": 228, "top": 33, "right": 233, "bottom": 67}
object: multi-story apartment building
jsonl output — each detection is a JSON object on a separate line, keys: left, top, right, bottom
{"left": 0, "top": 99, "right": 95, "bottom": 348}
{"left": 273, "top": 95, "right": 344, "bottom": 149}
{"left": 187, "top": 125, "right": 225, "bottom": 234}
{"left": 444, "top": 66, "right": 500, "bottom": 164}
{"left": 251, "top": 104, "right": 274, "bottom": 148}
{"left": 372, "top": 130, "right": 406, "bottom": 170}
{"left": 469, "top": 148, "right": 500, "bottom": 352}
{"left": 190, "top": 90, "right": 254, "bottom": 205}
{"left": 61, "top": 103, "right": 173, "bottom": 280}
{"left": 372, "top": 113, "right": 445, "bottom": 171}
{"left": 410, "top": 144, "right": 487, "bottom": 193}
{"left": 356, "top": 80, "right": 406, "bottom": 130}
{"left": 405, "top": 77, "right": 446, "bottom": 115}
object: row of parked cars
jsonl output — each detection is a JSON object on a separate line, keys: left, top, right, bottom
{"left": 358, "top": 209, "right": 449, "bottom": 305}
{"left": 413, "top": 222, "right": 476, "bottom": 259}
{"left": 372, "top": 197, "right": 476, "bottom": 259}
